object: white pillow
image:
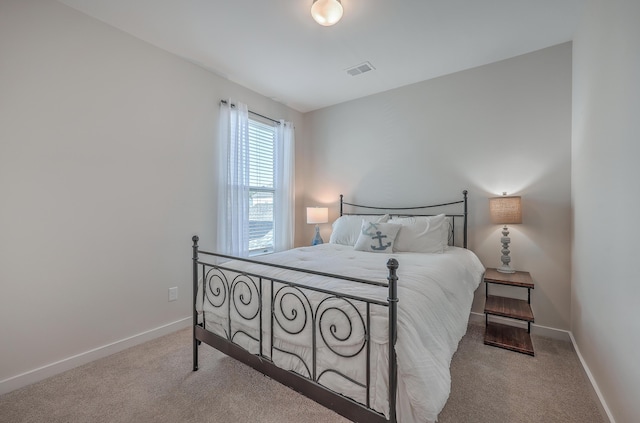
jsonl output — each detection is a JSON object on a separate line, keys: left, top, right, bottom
{"left": 329, "top": 214, "right": 389, "bottom": 246}
{"left": 390, "top": 214, "right": 448, "bottom": 253}
{"left": 354, "top": 221, "right": 401, "bottom": 253}
{"left": 443, "top": 216, "right": 452, "bottom": 246}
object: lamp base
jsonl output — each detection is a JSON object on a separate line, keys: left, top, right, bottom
{"left": 497, "top": 225, "right": 515, "bottom": 273}
{"left": 311, "top": 225, "right": 324, "bottom": 246}
{"left": 497, "top": 265, "right": 516, "bottom": 274}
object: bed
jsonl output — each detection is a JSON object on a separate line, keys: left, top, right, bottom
{"left": 192, "top": 190, "right": 485, "bottom": 423}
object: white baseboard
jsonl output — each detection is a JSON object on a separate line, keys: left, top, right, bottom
{"left": 469, "top": 311, "right": 570, "bottom": 341}
{"left": 0, "top": 317, "right": 191, "bottom": 396}
{"left": 568, "top": 332, "right": 616, "bottom": 423}
{"left": 469, "top": 312, "right": 614, "bottom": 422}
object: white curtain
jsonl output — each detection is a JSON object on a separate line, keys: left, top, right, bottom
{"left": 273, "top": 120, "right": 295, "bottom": 252}
{"left": 217, "top": 101, "right": 250, "bottom": 256}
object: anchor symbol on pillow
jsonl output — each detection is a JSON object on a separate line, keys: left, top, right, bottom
{"left": 362, "top": 222, "right": 392, "bottom": 251}
{"left": 371, "top": 231, "right": 391, "bottom": 251}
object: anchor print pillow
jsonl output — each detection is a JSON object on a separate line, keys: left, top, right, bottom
{"left": 354, "top": 221, "right": 401, "bottom": 253}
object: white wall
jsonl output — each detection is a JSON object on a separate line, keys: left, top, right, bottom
{"left": 300, "top": 44, "right": 573, "bottom": 332}
{"left": 0, "top": 0, "right": 302, "bottom": 392}
{"left": 572, "top": 0, "right": 640, "bottom": 421}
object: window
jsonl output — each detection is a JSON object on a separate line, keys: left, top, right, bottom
{"left": 218, "top": 100, "right": 294, "bottom": 257}
{"left": 248, "top": 119, "right": 275, "bottom": 255}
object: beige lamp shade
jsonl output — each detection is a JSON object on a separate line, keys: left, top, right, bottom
{"left": 306, "top": 207, "right": 329, "bottom": 224}
{"left": 489, "top": 196, "right": 522, "bottom": 225}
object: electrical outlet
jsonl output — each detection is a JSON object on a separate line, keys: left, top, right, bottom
{"left": 168, "top": 287, "right": 178, "bottom": 302}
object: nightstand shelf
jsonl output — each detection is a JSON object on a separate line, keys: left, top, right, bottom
{"left": 484, "top": 322, "right": 534, "bottom": 355}
{"left": 485, "top": 295, "right": 534, "bottom": 322}
{"left": 484, "top": 268, "right": 535, "bottom": 356}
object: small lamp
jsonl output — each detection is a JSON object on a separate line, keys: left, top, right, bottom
{"left": 489, "top": 193, "right": 522, "bottom": 273}
{"left": 311, "top": 0, "right": 344, "bottom": 26}
{"left": 306, "top": 207, "right": 328, "bottom": 245}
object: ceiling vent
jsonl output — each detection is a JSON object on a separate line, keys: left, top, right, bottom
{"left": 346, "top": 62, "right": 375, "bottom": 76}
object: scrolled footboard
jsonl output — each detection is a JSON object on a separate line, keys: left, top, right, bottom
{"left": 192, "top": 236, "right": 398, "bottom": 423}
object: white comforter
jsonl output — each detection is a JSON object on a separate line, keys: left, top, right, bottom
{"left": 197, "top": 244, "right": 484, "bottom": 422}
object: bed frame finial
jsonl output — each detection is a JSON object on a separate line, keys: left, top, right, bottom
{"left": 386, "top": 258, "right": 399, "bottom": 271}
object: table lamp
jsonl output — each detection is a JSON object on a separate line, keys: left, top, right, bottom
{"left": 489, "top": 193, "right": 522, "bottom": 273}
{"left": 306, "top": 207, "right": 328, "bottom": 245}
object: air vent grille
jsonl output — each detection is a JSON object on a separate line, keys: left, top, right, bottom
{"left": 346, "top": 62, "right": 375, "bottom": 76}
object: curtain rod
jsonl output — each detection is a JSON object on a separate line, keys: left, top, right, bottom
{"left": 220, "top": 100, "right": 280, "bottom": 125}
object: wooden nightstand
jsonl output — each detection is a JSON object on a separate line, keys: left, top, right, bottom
{"left": 483, "top": 268, "right": 535, "bottom": 356}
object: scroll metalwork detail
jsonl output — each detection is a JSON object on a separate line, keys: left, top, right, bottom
{"left": 231, "top": 274, "right": 261, "bottom": 321}
{"left": 271, "top": 283, "right": 368, "bottom": 391}
{"left": 273, "top": 285, "right": 312, "bottom": 336}
{"left": 203, "top": 266, "right": 373, "bottom": 406}
{"left": 317, "top": 296, "right": 367, "bottom": 358}
{"left": 204, "top": 268, "right": 228, "bottom": 308}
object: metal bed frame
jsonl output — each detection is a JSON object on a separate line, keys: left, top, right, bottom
{"left": 192, "top": 190, "right": 468, "bottom": 423}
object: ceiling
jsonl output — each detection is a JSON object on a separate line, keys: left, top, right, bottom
{"left": 58, "top": 0, "right": 584, "bottom": 113}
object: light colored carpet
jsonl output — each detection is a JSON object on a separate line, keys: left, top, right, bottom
{"left": 0, "top": 323, "right": 605, "bottom": 423}
{"left": 439, "top": 323, "right": 605, "bottom": 423}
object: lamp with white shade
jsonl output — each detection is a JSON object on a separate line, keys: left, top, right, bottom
{"left": 489, "top": 193, "right": 522, "bottom": 273}
{"left": 306, "top": 207, "right": 329, "bottom": 245}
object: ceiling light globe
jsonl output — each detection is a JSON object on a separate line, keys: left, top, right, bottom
{"left": 311, "top": 0, "right": 343, "bottom": 26}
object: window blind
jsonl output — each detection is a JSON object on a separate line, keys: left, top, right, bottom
{"left": 248, "top": 119, "right": 275, "bottom": 254}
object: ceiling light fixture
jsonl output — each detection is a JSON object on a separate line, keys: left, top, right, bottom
{"left": 311, "top": 0, "right": 343, "bottom": 26}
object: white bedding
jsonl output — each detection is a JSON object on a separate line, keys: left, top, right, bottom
{"left": 196, "top": 244, "right": 484, "bottom": 422}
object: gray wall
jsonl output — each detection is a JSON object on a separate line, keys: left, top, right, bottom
{"left": 0, "top": 0, "right": 303, "bottom": 391}
{"left": 299, "top": 43, "right": 573, "bottom": 332}
{"left": 572, "top": 0, "right": 640, "bottom": 421}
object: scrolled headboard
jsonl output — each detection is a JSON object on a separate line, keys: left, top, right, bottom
{"left": 339, "top": 190, "right": 468, "bottom": 248}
